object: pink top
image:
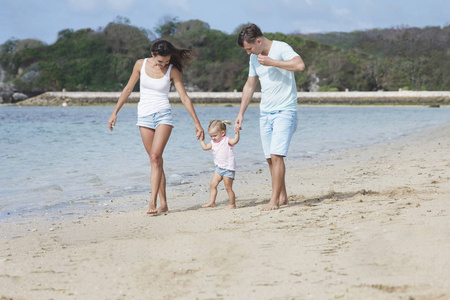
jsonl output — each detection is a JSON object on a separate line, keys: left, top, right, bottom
{"left": 211, "top": 136, "right": 236, "bottom": 171}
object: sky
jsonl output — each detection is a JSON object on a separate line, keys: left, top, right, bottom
{"left": 1, "top": 0, "right": 449, "bottom": 45}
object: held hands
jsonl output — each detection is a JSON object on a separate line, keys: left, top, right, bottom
{"left": 234, "top": 115, "right": 243, "bottom": 133}
{"left": 195, "top": 123, "right": 205, "bottom": 141}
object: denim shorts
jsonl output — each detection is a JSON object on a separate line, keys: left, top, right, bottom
{"left": 136, "top": 109, "right": 174, "bottom": 129}
{"left": 215, "top": 167, "right": 235, "bottom": 179}
{"left": 260, "top": 110, "right": 298, "bottom": 159}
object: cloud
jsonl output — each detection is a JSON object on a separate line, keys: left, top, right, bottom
{"left": 288, "top": 4, "right": 375, "bottom": 34}
{"left": 67, "top": 0, "right": 99, "bottom": 13}
{"left": 156, "top": 0, "right": 191, "bottom": 13}
{"left": 107, "top": 0, "right": 138, "bottom": 12}
{"left": 332, "top": 7, "right": 350, "bottom": 17}
{"left": 66, "top": 0, "right": 138, "bottom": 13}
{"left": 278, "top": 0, "right": 312, "bottom": 7}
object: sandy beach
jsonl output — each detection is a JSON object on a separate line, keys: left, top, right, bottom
{"left": 1, "top": 124, "right": 449, "bottom": 299}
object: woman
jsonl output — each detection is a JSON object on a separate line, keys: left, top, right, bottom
{"left": 108, "top": 40, "right": 204, "bottom": 214}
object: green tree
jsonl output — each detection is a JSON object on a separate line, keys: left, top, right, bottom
{"left": 154, "top": 16, "right": 180, "bottom": 38}
{"left": 1, "top": 20, "right": 447, "bottom": 94}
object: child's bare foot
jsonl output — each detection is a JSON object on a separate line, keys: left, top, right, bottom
{"left": 202, "top": 202, "right": 216, "bottom": 208}
{"left": 226, "top": 204, "right": 236, "bottom": 209}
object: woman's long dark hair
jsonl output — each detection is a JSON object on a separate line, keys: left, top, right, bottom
{"left": 150, "top": 40, "right": 195, "bottom": 72}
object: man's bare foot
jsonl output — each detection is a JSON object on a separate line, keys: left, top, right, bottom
{"left": 202, "top": 202, "right": 216, "bottom": 208}
{"left": 278, "top": 199, "right": 289, "bottom": 206}
{"left": 147, "top": 206, "right": 168, "bottom": 214}
{"left": 226, "top": 204, "right": 236, "bottom": 209}
{"left": 261, "top": 201, "right": 279, "bottom": 211}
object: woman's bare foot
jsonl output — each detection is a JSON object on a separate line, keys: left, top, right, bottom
{"left": 202, "top": 202, "right": 216, "bottom": 208}
{"left": 147, "top": 205, "right": 168, "bottom": 214}
{"left": 226, "top": 204, "right": 236, "bottom": 209}
{"left": 147, "top": 204, "right": 156, "bottom": 214}
{"left": 147, "top": 200, "right": 158, "bottom": 212}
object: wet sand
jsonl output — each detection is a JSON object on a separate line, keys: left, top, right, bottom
{"left": 1, "top": 125, "right": 449, "bottom": 299}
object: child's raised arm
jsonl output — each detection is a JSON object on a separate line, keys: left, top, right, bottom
{"left": 228, "top": 130, "right": 240, "bottom": 146}
{"left": 200, "top": 139, "right": 212, "bottom": 151}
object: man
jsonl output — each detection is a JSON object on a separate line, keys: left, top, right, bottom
{"left": 234, "top": 24, "right": 305, "bottom": 211}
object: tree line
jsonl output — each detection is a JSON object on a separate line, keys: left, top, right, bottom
{"left": 299, "top": 25, "right": 449, "bottom": 91}
{"left": 1, "top": 18, "right": 448, "bottom": 96}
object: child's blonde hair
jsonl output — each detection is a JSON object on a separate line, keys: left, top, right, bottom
{"left": 208, "top": 120, "right": 232, "bottom": 133}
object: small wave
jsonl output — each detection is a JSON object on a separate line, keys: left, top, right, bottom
{"left": 31, "top": 184, "right": 63, "bottom": 192}
{"left": 167, "top": 174, "right": 183, "bottom": 185}
{"left": 87, "top": 174, "right": 103, "bottom": 186}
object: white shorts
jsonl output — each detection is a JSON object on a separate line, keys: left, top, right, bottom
{"left": 136, "top": 109, "right": 174, "bottom": 129}
{"left": 260, "top": 110, "right": 298, "bottom": 159}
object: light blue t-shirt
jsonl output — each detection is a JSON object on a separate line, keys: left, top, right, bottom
{"left": 249, "top": 40, "right": 299, "bottom": 113}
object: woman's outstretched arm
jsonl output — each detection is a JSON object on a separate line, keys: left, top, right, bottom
{"left": 171, "top": 67, "right": 205, "bottom": 140}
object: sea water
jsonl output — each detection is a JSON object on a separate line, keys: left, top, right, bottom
{"left": 1, "top": 105, "right": 449, "bottom": 220}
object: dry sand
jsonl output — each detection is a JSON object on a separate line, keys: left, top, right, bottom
{"left": 1, "top": 125, "right": 449, "bottom": 300}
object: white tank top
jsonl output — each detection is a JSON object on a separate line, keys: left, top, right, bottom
{"left": 138, "top": 58, "right": 172, "bottom": 117}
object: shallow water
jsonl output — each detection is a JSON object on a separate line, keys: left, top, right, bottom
{"left": 1, "top": 105, "right": 449, "bottom": 219}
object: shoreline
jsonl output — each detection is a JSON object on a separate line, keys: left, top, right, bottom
{"left": 11, "top": 90, "right": 450, "bottom": 106}
{"left": 1, "top": 124, "right": 449, "bottom": 299}
{"left": 1, "top": 119, "right": 446, "bottom": 225}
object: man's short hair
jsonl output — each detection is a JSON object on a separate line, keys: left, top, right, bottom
{"left": 238, "top": 24, "right": 263, "bottom": 47}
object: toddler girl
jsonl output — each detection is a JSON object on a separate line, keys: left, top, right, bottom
{"left": 200, "top": 120, "right": 240, "bottom": 209}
